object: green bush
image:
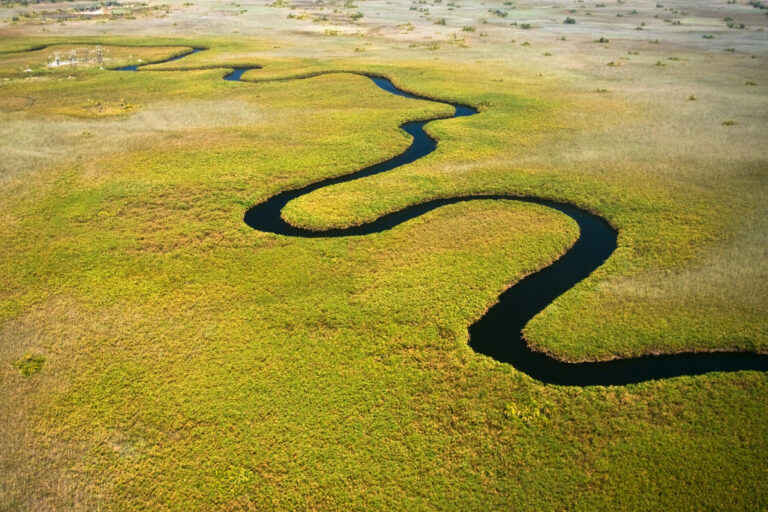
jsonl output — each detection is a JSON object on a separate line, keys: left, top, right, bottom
{"left": 504, "top": 399, "right": 550, "bottom": 427}
{"left": 14, "top": 354, "right": 45, "bottom": 376}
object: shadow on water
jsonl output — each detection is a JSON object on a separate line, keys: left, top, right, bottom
{"left": 114, "top": 48, "right": 768, "bottom": 386}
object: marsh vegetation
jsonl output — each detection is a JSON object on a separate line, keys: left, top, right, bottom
{"left": 0, "top": 0, "right": 766, "bottom": 509}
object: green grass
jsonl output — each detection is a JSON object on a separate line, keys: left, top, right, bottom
{"left": 0, "top": 36, "right": 766, "bottom": 510}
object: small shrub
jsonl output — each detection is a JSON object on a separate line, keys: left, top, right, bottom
{"left": 745, "top": 80, "right": 758, "bottom": 85}
{"left": 563, "top": 16, "right": 576, "bottom": 24}
{"left": 462, "top": 25, "right": 475, "bottom": 31}
{"left": 15, "top": 354, "right": 45, "bottom": 376}
{"left": 722, "top": 120, "right": 736, "bottom": 126}
{"left": 688, "top": 94, "right": 696, "bottom": 101}
{"left": 596, "top": 36, "right": 609, "bottom": 43}
{"left": 504, "top": 399, "right": 550, "bottom": 427}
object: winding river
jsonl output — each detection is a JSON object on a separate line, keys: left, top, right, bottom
{"left": 48, "top": 45, "right": 768, "bottom": 384}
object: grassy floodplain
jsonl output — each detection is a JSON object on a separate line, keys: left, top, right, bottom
{"left": 0, "top": 0, "right": 767, "bottom": 509}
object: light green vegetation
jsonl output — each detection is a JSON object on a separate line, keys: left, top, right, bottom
{"left": 0, "top": 0, "right": 766, "bottom": 508}
{"left": 0, "top": 44, "right": 192, "bottom": 77}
